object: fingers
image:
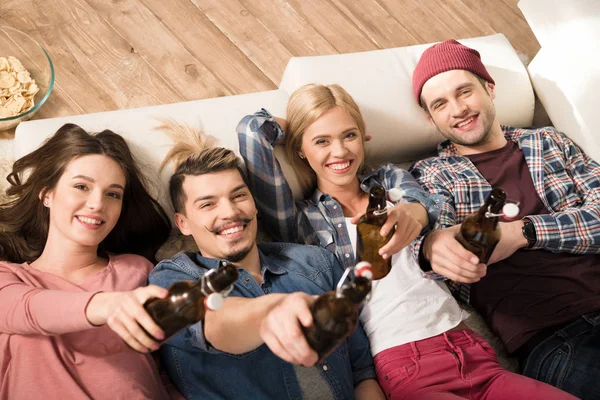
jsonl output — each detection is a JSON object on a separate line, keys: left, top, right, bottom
{"left": 350, "top": 212, "right": 364, "bottom": 225}
{"left": 106, "top": 287, "right": 168, "bottom": 353}
{"left": 430, "top": 242, "right": 486, "bottom": 283}
{"left": 424, "top": 227, "right": 487, "bottom": 283}
{"left": 260, "top": 293, "right": 318, "bottom": 366}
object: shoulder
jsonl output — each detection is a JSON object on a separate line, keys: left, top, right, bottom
{"left": 149, "top": 252, "right": 206, "bottom": 288}
{"left": 259, "top": 242, "right": 338, "bottom": 275}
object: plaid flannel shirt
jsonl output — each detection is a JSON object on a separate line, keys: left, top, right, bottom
{"left": 237, "top": 108, "right": 442, "bottom": 270}
{"left": 410, "top": 125, "right": 600, "bottom": 303}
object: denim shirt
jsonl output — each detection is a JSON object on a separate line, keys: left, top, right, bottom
{"left": 148, "top": 243, "right": 376, "bottom": 400}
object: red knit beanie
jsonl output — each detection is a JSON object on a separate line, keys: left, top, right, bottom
{"left": 412, "top": 39, "right": 495, "bottom": 104}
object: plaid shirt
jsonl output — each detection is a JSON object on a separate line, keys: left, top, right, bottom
{"left": 237, "top": 109, "right": 442, "bottom": 270}
{"left": 410, "top": 125, "right": 600, "bottom": 303}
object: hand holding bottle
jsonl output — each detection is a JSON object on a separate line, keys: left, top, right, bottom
{"left": 259, "top": 292, "right": 319, "bottom": 367}
{"left": 423, "top": 224, "right": 487, "bottom": 283}
{"left": 87, "top": 285, "right": 169, "bottom": 353}
{"left": 302, "top": 262, "right": 373, "bottom": 364}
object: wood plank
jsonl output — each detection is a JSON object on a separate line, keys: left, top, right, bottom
{"left": 139, "top": 0, "right": 275, "bottom": 94}
{"left": 376, "top": 0, "right": 465, "bottom": 44}
{"left": 85, "top": 0, "right": 231, "bottom": 100}
{"left": 191, "top": 0, "right": 295, "bottom": 85}
{"left": 419, "top": 0, "right": 496, "bottom": 40}
{"left": 329, "top": 0, "right": 420, "bottom": 48}
{"left": 459, "top": 0, "right": 540, "bottom": 61}
{"left": 1, "top": 0, "right": 183, "bottom": 114}
{"left": 286, "top": 0, "right": 377, "bottom": 53}
{"left": 238, "top": 0, "right": 338, "bottom": 57}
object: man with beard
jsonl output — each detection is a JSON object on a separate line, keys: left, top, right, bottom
{"left": 409, "top": 39, "right": 600, "bottom": 399}
{"left": 147, "top": 139, "right": 383, "bottom": 399}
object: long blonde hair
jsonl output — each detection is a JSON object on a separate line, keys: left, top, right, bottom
{"left": 157, "top": 120, "right": 246, "bottom": 214}
{"left": 285, "top": 84, "right": 366, "bottom": 195}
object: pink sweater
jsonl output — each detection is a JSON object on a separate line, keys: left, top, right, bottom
{"left": 0, "top": 254, "right": 170, "bottom": 400}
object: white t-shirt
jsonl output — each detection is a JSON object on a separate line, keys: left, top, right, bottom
{"left": 345, "top": 218, "right": 468, "bottom": 356}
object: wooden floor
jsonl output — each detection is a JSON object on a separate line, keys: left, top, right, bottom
{"left": 0, "top": 0, "right": 540, "bottom": 139}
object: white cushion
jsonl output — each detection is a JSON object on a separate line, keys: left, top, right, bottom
{"left": 518, "top": 0, "right": 600, "bottom": 50}
{"left": 280, "top": 33, "right": 535, "bottom": 166}
{"left": 520, "top": 0, "right": 600, "bottom": 161}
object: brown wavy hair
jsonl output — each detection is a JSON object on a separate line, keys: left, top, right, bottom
{"left": 0, "top": 123, "right": 171, "bottom": 263}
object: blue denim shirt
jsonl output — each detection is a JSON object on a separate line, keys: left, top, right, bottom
{"left": 149, "top": 242, "right": 376, "bottom": 399}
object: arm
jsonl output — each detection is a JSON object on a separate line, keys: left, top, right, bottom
{"left": 204, "top": 293, "right": 286, "bottom": 354}
{"left": 0, "top": 267, "right": 98, "bottom": 335}
{"left": 409, "top": 161, "right": 485, "bottom": 303}
{"left": 528, "top": 129, "right": 600, "bottom": 253}
{"left": 236, "top": 109, "right": 299, "bottom": 243}
{"left": 0, "top": 265, "right": 167, "bottom": 352}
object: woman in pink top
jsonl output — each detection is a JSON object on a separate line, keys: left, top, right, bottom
{"left": 0, "top": 124, "right": 174, "bottom": 399}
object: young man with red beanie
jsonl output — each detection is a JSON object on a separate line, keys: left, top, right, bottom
{"left": 410, "top": 39, "right": 600, "bottom": 399}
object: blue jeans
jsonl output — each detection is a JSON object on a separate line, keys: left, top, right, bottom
{"left": 518, "top": 310, "right": 600, "bottom": 400}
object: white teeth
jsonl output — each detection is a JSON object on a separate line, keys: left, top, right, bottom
{"left": 219, "top": 225, "right": 244, "bottom": 235}
{"left": 457, "top": 117, "right": 475, "bottom": 128}
{"left": 329, "top": 161, "right": 351, "bottom": 170}
{"left": 79, "top": 216, "right": 102, "bottom": 225}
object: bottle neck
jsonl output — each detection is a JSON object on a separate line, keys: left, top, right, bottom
{"left": 201, "top": 264, "right": 239, "bottom": 294}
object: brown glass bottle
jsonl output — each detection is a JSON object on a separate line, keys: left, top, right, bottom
{"left": 357, "top": 185, "right": 394, "bottom": 280}
{"left": 143, "top": 263, "right": 239, "bottom": 343}
{"left": 302, "top": 262, "right": 373, "bottom": 363}
{"left": 455, "top": 187, "right": 507, "bottom": 264}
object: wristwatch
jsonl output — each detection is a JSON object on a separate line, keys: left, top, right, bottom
{"left": 522, "top": 219, "right": 536, "bottom": 249}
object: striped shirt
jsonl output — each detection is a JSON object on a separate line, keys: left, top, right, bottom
{"left": 410, "top": 125, "right": 600, "bottom": 303}
{"left": 237, "top": 108, "right": 442, "bottom": 269}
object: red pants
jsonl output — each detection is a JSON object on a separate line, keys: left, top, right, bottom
{"left": 374, "top": 329, "right": 577, "bottom": 400}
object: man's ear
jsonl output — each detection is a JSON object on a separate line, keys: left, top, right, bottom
{"left": 487, "top": 82, "right": 496, "bottom": 99}
{"left": 174, "top": 212, "right": 192, "bottom": 236}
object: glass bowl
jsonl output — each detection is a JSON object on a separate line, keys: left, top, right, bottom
{"left": 0, "top": 25, "right": 54, "bottom": 132}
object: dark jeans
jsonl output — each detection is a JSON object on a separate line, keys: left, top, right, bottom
{"left": 517, "top": 310, "right": 600, "bottom": 400}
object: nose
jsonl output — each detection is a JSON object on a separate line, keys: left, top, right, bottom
{"left": 449, "top": 98, "right": 468, "bottom": 118}
{"left": 85, "top": 190, "right": 105, "bottom": 211}
{"left": 219, "top": 199, "right": 241, "bottom": 220}
{"left": 331, "top": 139, "right": 348, "bottom": 157}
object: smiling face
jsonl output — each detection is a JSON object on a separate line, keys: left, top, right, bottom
{"left": 43, "top": 154, "right": 126, "bottom": 250}
{"left": 299, "top": 106, "right": 365, "bottom": 193}
{"left": 421, "top": 70, "right": 504, "bottom": 154}
{"left": 175, "top": 168, "right": 258, "bottom": 262}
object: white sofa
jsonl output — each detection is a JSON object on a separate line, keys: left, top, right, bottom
{"left": 9, "top": 27, "right": 597, "bottom": 370}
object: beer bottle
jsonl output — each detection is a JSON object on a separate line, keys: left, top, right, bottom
{"left": 455, "top": 187, "right": 507, "bottom": 264}
{"left": 143, "top": 262, "right": 239, "bottom": 343}
{"left": 357, "top": 185, "right": 395, "bottom": 280}
{"left": 302, "top": 262, "right": 373, "bottom": 363}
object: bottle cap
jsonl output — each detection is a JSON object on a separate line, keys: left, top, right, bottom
{"left": 204, "top": 293, "right": 225, "bottom": 311}
{"left": 502, "top": 203, "right": 520, "bottom": 219}
{"left": 387, "top": 188, "right": 405, "bottom": 203}
{"left": 355, "top": 261, "right": 373, "bottom": 280}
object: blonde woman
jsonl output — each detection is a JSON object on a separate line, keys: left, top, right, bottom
{"left": 237, "top": 84, "right": 575, "bottom": 400}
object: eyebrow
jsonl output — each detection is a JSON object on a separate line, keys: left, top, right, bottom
{"left": 71, "top": 175, "right": 125, "bottom": 191}
{"left": 192, "top": 183, "right": 249, "bottom": 204}
{"left": 428, "top": 82, "right": 475, "bottom": 109}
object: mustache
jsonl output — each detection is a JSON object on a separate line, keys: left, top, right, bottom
{"left": 205, "top": 216, "right": 255, "bottom": 234}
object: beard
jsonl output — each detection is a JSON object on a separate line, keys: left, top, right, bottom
{"left": 225, "top": 240, "right": 255, "bottom": 262}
